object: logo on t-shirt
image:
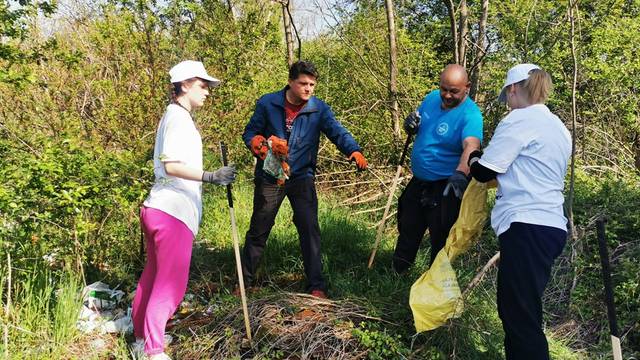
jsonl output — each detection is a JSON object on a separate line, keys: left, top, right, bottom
{"left": 436, "top": 122, "right": 449, "bottom": 136}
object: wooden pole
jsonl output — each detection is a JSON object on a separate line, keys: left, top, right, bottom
{"left": 596, "top": 218, "right": 623, "bottom": 360}
{"left": 368, "top": 135, "right": 412, "bottom": 268}
{"left": 220, "top": 142, "right": 252, "bottom": 342}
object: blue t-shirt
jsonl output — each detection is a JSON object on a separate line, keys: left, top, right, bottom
{"left": 411, "top": 90, "right": 483, "bottom": 181}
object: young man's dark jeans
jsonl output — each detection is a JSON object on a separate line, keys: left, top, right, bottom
{"left": 241, "top": 176, "right": 326, "bottom": 292}
{"left": 497, "top": 222, "right": 566, "bottom": 360}
{"left": 392, "top": 177, "right": 462, "bottom": 273}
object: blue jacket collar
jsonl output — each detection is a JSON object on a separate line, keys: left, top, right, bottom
{"left": 271, "top": 86, "right": 319, "bottom": 114}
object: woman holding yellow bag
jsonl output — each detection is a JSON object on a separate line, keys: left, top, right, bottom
{"left": 468, "top": 64, "right": 571, "bottom": 360}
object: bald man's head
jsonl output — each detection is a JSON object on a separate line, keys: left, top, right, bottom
{"left": 439, "top": 64, "right": 470, "bottom": 109}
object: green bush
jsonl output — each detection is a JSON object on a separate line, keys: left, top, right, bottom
{"left": 0, "top": 135, "right": 151, "bottom": 285}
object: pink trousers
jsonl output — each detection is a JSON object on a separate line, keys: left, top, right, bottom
{"left": 132, "top": 207, "right": 194, "bottom": 355}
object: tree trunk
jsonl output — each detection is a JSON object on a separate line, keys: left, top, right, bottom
{"left": 282, "top": 1, "right": 294, "bottom": 67}
{"left": 458, "top": 0, "right": 468, "bottom": 66}
{"left": 567, "top": 0, "right": 579, "bottom": 240}
{"left": 469, "top": 0, "right": 489, "bottom": 100}
{"left": 444, "top": 0, "right": 459, "bottom": 64}
{"left": 384, "top": 0, "right": 400, "bottom": 138}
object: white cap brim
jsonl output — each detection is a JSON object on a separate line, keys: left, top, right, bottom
{"left": 200, "top": 75, "right": 221, "bottom": 87}
{"left": 498, "top": 63, "right": 541, "bottom": 103}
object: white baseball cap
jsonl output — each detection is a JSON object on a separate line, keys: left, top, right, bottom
{"left": 498, "top": 63, "right": 540, "bottom": 102}
{"left": 169, "top": 60, "right": 220, "bottom": 86}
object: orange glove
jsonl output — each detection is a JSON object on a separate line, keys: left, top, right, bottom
{"left": 349, "top": 151, "right": 368, "bottom": 170}
{"left": 250, "top": 135, "right": 268, "bottom": 160}
{"left": 281, "top": 161, "right": 290, "bottom": 177}
{"left": 268, "top": 135, "right": 288, "bottom": 157}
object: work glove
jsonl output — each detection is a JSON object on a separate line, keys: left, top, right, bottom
{"left": 202, "top": 165, "right": 237, "bottom": 186}
{"left": 468, "top": 149, "right": 483, "bottom": 167}
{"left": 268, "top": 135, "right": 288, "bottom": 158}
{"left": 442, "top": 170, "right": 469, "bottom": 199}
{"left": 348, "top": 151, "right": 368, "bottom": 170}
{"left": 250, "top": 135, "right": 268, "bottom": 160}
{"left": 403, "top": 111, "right": 421, "bottom": 135}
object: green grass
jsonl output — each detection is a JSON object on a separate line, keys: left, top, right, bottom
{"left": 3, "top": 179, "right": 584, "bottom": 359}
{"left": 0, "top": 264, "right": 126, "bottom": 359}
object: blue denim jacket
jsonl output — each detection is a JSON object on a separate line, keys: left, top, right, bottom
{"left": 243, "top": 87, "right": 362, "bottom": 182}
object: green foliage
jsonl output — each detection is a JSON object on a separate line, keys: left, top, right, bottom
{"left": 0, "top": 135, "right": 151, "bottom": 284}
{"left": 1, "top": 0, "right": 639, "bottom": 358}
{"left": 352, "top": 321, "right": 409, "bottom": 359}
{"left": 0, "top": 0, "right": 57, "bottom": 86}
{"left": 567, "top": 171, "right": 640, "bottom": 355}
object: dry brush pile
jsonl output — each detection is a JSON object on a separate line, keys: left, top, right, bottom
{"left": 170, "top": 292, "right": 393, "bottom": 359}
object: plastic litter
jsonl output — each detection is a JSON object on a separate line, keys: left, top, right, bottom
{"left": 83, "top": 281, "right": 125, "bottom": 310}
{"left": 410, "top": 179, "right": 492, "bottom": 332}
{"left": 262, "top": 139, "right": 289, "bottom": 184}
{"left": 76, "top": 282, "right": 132, "bottom": 334}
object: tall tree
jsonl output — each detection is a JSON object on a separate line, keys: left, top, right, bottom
{"left": 444, "top": 0, "right": 460, "bottom": 63}
{"left": 469, "top": 0, "right": 489, "bottom": 100}
{"left": 458, "top": 0, "right": 468, "bottom": 66}
{"left": 384, "top": 0, "right": 400, "bottom": 137}
{"left": 280, "top": 0, "right": 295, "bottom": 66}
{"left": 566, "top": 0, "right": 579, "bottom": 239}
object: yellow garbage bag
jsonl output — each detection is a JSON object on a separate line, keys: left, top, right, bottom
{"left": 409, "top": 179, "right": 491, "bottom": 332}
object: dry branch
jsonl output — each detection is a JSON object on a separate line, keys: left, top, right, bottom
{"left": 462, "top": 252, "right": 500, "bottom": 298}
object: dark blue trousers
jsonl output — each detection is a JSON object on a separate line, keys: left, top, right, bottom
{"left": 497, "top": 222, "right": 566, "bottom": 360}
{"left": 242, "top": 176, "right": 325, "bottom": 292}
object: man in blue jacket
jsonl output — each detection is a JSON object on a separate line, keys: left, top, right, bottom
{"left": 241, "top": 61, "right": 368, "bottom": 298}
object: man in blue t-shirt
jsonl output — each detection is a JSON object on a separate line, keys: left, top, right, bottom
{"left": 392, "top": 64, "right": 483, "bottom": 273}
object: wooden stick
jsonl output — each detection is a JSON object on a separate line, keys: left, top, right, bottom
{"left": 367, "top": 210, "right": 397, "bottom": 229}
{"left": 462, "top": 252, "right": 500, "bottom": 298}
{"left": 220, "top": 142, "right": 252, "bottom": 342}
{"left": 368, "top": 135, "right": 412, "bottom": 269}
{"left": 342, "top": 189, "right": 375, "bottom": 205}
{"left": 349, "top": 191, "right": 385, "bottom": 205}
{"left": 596, "top": 218, "right": 623, "bottom": 360}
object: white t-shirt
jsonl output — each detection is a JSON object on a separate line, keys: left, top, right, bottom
{"left": 143, "top": 104, "right": 203, "bottom": 236}
{"left": 479, "top": 104, "right": 572, "bottom": 236}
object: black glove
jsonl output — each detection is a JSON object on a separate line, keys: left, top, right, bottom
{"left": 443, "top": 170, "right": 469, "bottom": 199}
{"left": 468, "top": 149, "right": 483, "bottom": 167}
{"left": 202, "top": 165, "right": 237, "bottom": 185}
{"left": 403, "top": 111, "right": 421, "bottom": 135}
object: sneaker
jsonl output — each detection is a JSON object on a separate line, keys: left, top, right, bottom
{"left": 129, "top": 335, "right": 173, "bottom": 359}
{"left": 309, "top": 289, "right": 327, "bottom": 299}
{"left": 130, "top": 339, "right": 144, "bottom": 359}
{"left": 149, "top": 353, "right": 172, "bottom": 360}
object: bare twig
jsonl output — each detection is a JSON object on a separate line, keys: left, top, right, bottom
{"left": 462, "top": 252, "right": 500, "bottom": 298}
{"left": 353, "top": 205, "right": 388, "bottom": 215}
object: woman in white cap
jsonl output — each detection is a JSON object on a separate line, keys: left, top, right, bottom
{"left": 468, "top": 64, "right": 571, "bottom": 360}
{"left": 131, "top": 60, "right": 237, "bottom": 360}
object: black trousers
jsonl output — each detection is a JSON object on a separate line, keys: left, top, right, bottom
{"left": 241, "top": 176, "right": 326, "bottom": 292}
{"left": 497, "top": 222, "right": 566, "bottom": 360}
{"left": 392, "top": 177, "right": 462, "bottom": 273}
